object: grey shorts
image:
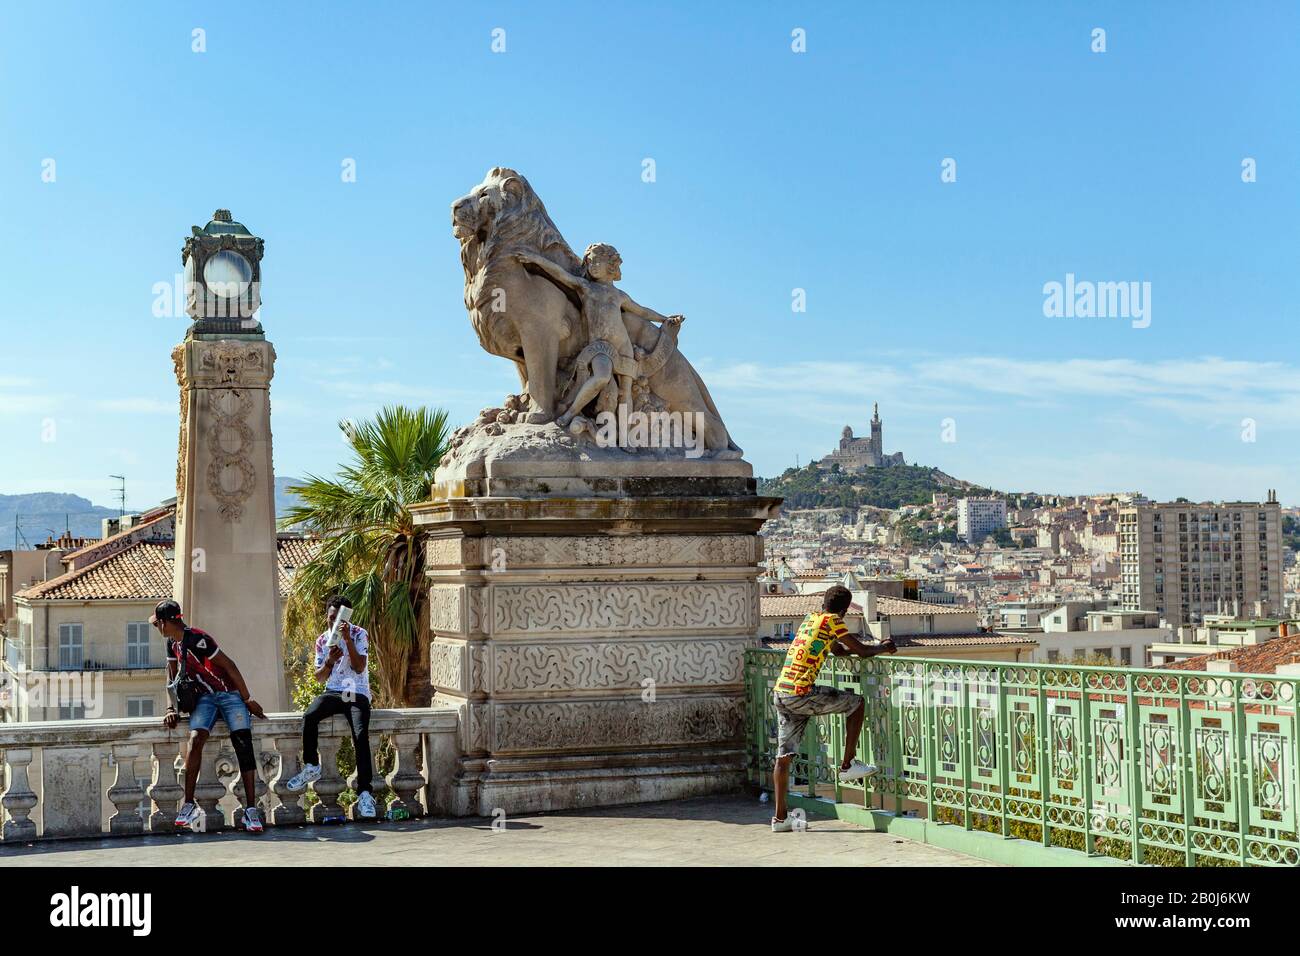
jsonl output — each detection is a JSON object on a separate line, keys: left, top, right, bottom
{"left": 773, "top": 685, "right": 863, "bottom": 758}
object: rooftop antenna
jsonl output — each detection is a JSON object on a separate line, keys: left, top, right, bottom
{"left": 109, "top": 475, "right": 127, "bottom": 517}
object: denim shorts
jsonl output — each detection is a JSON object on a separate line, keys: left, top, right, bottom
{"left": 189, "top": 690, "right": 251, "bottom": 733}
{"left": 773, "top": 685, "right": 863, "bottom": 758}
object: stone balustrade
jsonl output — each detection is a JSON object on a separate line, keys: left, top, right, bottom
{"left": 0, "top": 708, "right": 459, "bottom": 841}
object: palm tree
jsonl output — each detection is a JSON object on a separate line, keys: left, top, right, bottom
{"left": 280, "top": 405, "right": 451, "bottom": 707}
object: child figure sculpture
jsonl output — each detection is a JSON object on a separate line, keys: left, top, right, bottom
{"left": 514, "top": 243, "right": 683, "bottom": 428}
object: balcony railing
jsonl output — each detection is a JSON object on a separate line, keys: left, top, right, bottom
{"left": 0, "top": 708, "right": 459, "bottom": 840}
{"left": 744, "top": 649, "right": 1299, "bottom": 867}
{"left": 3, "top": 639, "right": 166, "bottom": 672}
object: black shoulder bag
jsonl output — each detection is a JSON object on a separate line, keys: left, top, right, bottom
{"left": 168, "top": 641, "right": 201, "bottom": 715}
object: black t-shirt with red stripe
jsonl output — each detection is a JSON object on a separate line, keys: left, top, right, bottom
{"left": 167, "top": 627, "right": 233, "bottom": 696}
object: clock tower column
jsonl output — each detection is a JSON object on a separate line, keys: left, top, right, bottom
{"left": 170, "top": 210, "right": 288, "bottom": 710}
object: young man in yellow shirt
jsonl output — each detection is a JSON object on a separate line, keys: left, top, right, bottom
{"left": 771, "top": 585, "right": 896, "bottom": 831}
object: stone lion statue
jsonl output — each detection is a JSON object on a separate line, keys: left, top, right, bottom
{"left": 451, "top": 167, "right": 741, "bottom": 458}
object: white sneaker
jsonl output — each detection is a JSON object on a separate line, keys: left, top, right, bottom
{"left": 174, "top": 801, "right": 201, "bottom": 830}
{"left": 771, "top": 816, "right": 795, "bottom": 832}
{"left": 243, "top": 806, "right": 264, "bottom": 834}
{"left": 837, "top": 759, "right": 880, "bottom": 783}
{"left": 356, "top": 791, "right": 378, "bottom": 819}
{"left": 285, "top": 763, "right": 322, "bottom": 793}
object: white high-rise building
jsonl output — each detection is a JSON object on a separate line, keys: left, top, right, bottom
{"left": 956, "top": 497, "right": 1007, "bottom": 543}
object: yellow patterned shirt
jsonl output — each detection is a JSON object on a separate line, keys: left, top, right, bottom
{"left": 775, "top": 612, "right": 849, "bottom": 695}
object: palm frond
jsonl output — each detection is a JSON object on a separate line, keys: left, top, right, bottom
{"left": 281, "top": 404, "right": 452, "bottom": 707}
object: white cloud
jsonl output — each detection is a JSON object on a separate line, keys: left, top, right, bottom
{"left": 94, "top": 398, "right": 174, "bottom": 414}
{"left": 702, "top": 351, "right": 1300, "bottom": 503}
{"left": 0, "top": 390, "right": 66, "bottom": 417}
{"left": 707, "top": 353, "right": 1300, "bottom": 430}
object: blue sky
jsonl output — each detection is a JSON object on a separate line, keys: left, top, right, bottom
{"left": 1, "top": 0, "right": 1297, "bottom": 512}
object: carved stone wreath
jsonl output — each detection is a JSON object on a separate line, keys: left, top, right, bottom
{"left": 206, "top": 389, "right": 257, "bottom": 522}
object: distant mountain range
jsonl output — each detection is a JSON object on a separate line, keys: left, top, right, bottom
{"left": 0, "top": 478, "right": 307, "bottom": 550}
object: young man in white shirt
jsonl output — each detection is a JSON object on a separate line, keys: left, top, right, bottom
{"left": 285, "top": 595, "right": 378, "bottom": 818}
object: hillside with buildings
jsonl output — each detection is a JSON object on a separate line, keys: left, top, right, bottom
{"left": 764, "top": 401, "right": 1004, "bottom": 510}
{"left": 758, "top": 484, "right": 1300, "bottom": 674}
{"left": 758, "top": 462, "right": 995, "bottom": 511}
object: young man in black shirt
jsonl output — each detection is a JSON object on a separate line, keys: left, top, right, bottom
{"left": 155, "top": 599, "right": 268, "bottom": 833}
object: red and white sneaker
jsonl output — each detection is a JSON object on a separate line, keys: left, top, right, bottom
{"left": 174, "top": 801, "right": 201, "bottom": 830}
{"left": 243, "top": 806, "right": 264, "bottom": 834}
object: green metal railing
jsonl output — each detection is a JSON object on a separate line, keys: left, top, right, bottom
{"left": 744, "top": 649, "right": 1300, "bottom": 866}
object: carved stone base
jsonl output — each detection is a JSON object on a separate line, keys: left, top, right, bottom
{"left": 433, "top": 421, "right": 755, "bottom": 500}
{"left": 444, "top": 747, "right": 747, "bottom": 817}
{"left": 411, "top": 481, "right": 779, "bottom": 816}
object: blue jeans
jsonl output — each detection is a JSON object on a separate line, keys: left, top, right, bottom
{"left": 189, "top": 690, "right": 251, "bottom": 733}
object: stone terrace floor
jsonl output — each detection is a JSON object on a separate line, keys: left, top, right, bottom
{"left": 0, "top": 794, "right": 994, "bottom": 866}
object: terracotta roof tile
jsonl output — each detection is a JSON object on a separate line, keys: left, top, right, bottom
{"left": 20, "top": 542, "right": 173, "bottom": 601}
{"left": 894, "top": 632, "right": 1038, "bottom": 648}
{"left": 876, "top": 596, "right": 972, "bottom": 616}
{"left": 59, "top": 507, "right": 174, "bottom": 566}
{"left": 1161, "top": 634, "right": 1300, "bottom": 675}
{"left": 759, "top": 594, "right": 863, "bottom": 618}
{"left": 276, "top": 536, "right": 322, "bottom": 595}
{"left": 18, "top": 536, "right": 322, "bottom": 603}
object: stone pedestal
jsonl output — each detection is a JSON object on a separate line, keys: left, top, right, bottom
{"left": 412, "top": 459, "right": 780, "bottom": 816}
{"left": 171, "top": 334, "right": 288, "bottom": 710}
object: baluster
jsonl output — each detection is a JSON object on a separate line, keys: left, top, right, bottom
{"left": 372, "top": 728, "right": 392, "bottom": 812}
{"left": 193, "top": 741, "right": 227, "bottom": 831}
{"left": 346, "top": 735, "right": 391, "bottom": 819}
{"left": 107, "top": 743, "right": 145, "bottom": 835}
{"left": 226, "top": 744, "right": 271, "bottom": 829}
{"left": 1, "top": 748, "right": 38, "bottom": 841}
{"left": 387, "top": 732, "right": 425, "bottom": 819}
{"left": 271, "top": 734, "right": 306, "bottom": 825}
{"left": 311, "top": 723, "right": 346, "bottom": 822}
{"left": 148, "top": 741, "right": 184, "bottom": 831}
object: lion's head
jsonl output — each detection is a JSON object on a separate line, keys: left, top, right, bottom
{"left": 451, "top": 167, "right": 581, "bottom": 281}
{"left": 451, "top": 167, "right": 583, "bottom": 362}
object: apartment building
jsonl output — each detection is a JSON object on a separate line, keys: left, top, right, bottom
{"left": 1118, "top": 492, "right": 1284, "bottom": 626}
{"left": 956, "top": 497, "right": 1007, "bottom": 543}
{"left": 1034, "top": 608, "right": 1170, "bottom": 666}
{"left": 0, "top": 547, "right": 67, "bottom": 633}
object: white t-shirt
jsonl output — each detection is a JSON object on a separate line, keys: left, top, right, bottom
{"left": 314, "top": 624, "right": 371, "bottom": 700}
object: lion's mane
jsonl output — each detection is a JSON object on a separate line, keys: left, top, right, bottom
{"left": 459, "top": 167, "right": 581, "bottom": 355}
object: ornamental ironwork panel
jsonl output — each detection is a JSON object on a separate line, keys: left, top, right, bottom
{"left": 1139, "top": 706, "right": 1181, "bottom": 814}
{"left": 742, "top": 649, "right": 1300, "bottom": 867}
{"left": 1191, "top": 711, "right": 1236, "bottom": 823}
{"left": 1247, "top": 713, "right": 1295, "bottom": 832}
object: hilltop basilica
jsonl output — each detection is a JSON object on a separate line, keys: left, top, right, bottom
{"left": 816, "top": 403, "right": 906, "bottom": 472}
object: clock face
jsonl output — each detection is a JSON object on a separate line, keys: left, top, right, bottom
{"left": 202, "top": 250, "right": 253, "bottom": 298}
